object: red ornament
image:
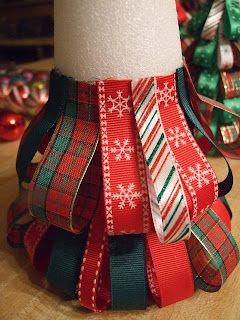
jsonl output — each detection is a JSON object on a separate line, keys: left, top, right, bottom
{"left": 0, "top": 111, "right": 25, "bottom": 141}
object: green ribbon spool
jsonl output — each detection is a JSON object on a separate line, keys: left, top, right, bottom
{"left": 197, "top": 68, "right": 220, "bottom": 99}
{"left": 224, "top": 0, "right": 240, "bottom": 41}
{"left": 193, "top": 37, "right": 218, "bottom": 68}
{"left": 219, "top": 97, "right": 240, "bottom": 124}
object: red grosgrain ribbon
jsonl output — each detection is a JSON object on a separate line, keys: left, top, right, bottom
{"left": 188, "top": 208, "right": 239, "bottom": 292}
{"left": 155, "top": 73, "right": 218, "bottom": 219}
{"left": 132, "top": 78, "right": 191, "bottom": 243}
{"left": 146, "top": 232, "right": 194, "bottom": 307}
{"left": 24, "top": 220, "right": 55, "bottom": 273}
{"left": 97, "top": 80, "right": 150, "bottom": 235}
{"left": 29, "top": 83, "right": 101, "bottom": 233}
{"left": 78, "top": 196, "right": 110, "bottom": 312}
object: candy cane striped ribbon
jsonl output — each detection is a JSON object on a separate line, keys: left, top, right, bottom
{"left": 201, "top": 0, "right": 225, "bottom": 40}
{"left": 132, "top": 78, "right": 191, "bottom": 243}
{"left": 97, "top": 80, "right": 151, "bottom": 236}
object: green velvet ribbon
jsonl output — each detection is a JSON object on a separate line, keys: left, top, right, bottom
{"left": 193, "top": 37, "right": 218, "bottom": 68}
{"left": 47, "top": 227, "right": 88, "bottom": 299}
{"left": 197, "top": 68, "right": 220, "bottom": 99}
{"left": 187, "top": 0, "right": 213, "bottom": 38}
{"left": 218, "top": 97, "right": 240, "bottom": 124}
{"left": 224, "top": 0, "right": 240, "bottom": 41}
{"left": 109, "top": 234, "right": 147, "bottom": 310}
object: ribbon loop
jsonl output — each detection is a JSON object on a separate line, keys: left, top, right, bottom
{"left": 97, "top": 80, "right": 151, "bottom": 236}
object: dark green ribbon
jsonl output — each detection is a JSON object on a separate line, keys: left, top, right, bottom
{"left": 193, "top": 37, "right": 218, "bottom": 69}
{"left": 176, "top": 67, "right": 233, "bottom": 197}
{"left": 109, "top": 234, "right": 147, "bottom": 310}
{"left": 47, "top": 227, "right": 88, "bottom": 298}
{"left": 16, "top": 70, "right": 67, "bottom": 184}
{"left": 187, "top": 0, "right": 213, "bottom": 38}
{"left": 197, "top": 68, "right": 220, "bottom": 99}
{"left": 224, "top": 0, "right": 240, "bottom": 41}
{"left": 219, "top": 97, "right": 240, "bottom": 124}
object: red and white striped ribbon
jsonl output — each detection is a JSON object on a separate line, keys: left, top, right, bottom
{"left": 201, "top": 0, "right": 225, "bottom": 40}
{"left": 132, "top": 77, "right": 191, "bottom": 243}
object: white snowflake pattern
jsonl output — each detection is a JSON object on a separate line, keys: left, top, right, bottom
{"left": 156, "top": 82, "right": 175, "bottom": 107}
{"left": 107, "top": 90, "right": 131, "bottom": 118}
{"left": 110, "top": 139, "right": 135, "bottom": 161}
{"left": 168, "top": 127, "right": 186, "bottom": 148}
{"left": 188, "top": 163, "right": 211, "bottom": 188}
{"left": 112, "top": 183, "right": 142, "bottom": 209}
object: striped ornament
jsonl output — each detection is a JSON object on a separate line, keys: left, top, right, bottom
{"left": 132, "top": 78, "right": 191, "bottom": 243}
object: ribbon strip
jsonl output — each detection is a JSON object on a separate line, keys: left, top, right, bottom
{"left": 24, "top": 220, "right": 55, "bottom": 273}
{"left": 217, "top": 21, "right": 234, "bottom": 70}
{"left": 146, "top": 233, "right": 194, "bottom": 307}
{"left": 97, "top": 80, "right": 150, "bottom": 235}
{"left": 47, "top": 227, "right": 88, "bottom": 299}
{"left": 16, "top": 70, "right": 67, "bottom": 184}
{"left": 132, "top": 77, "right": 191, "bottom": 243}
{"left": 201, "top": 0, "right": 225, "bottom": 40}
{"left": 188, "top": 208, "right": 239, "bottom": 292}
{"left": 109, "top": 234, "right": 147, "bottom": 310}
{"left": 78, "top": 195, "right": 110, "bottom": 312}
{"left": 224, "top": 0, "right": 240, "bottom": 41}
{"left": 221, "top": 70, "right": 240, "bottom": 99}
{"left": 29, "top": 82, "right": 101, "bottom": 233}
{"left": 156, "top": 71, "right": 218, "bottom": 219}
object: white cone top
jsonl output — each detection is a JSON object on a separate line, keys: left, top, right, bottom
{"left": 54, "top": 0, "right": 183, "bottom": 81}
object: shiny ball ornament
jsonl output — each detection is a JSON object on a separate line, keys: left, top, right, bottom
{"left": 0, "top": 111, "right": 25, "bottom": 141}
{"left": 25, "top": 80, "right": 48, "bottom": 111}
{"left": 7, "top": 84, "right": 30, "bottom": 113}
{"left": 34, "top": 71, "right": 49, "bottom": 82}
{"left": 10, "top": 75, "right": 27, "bottom": 86}
{"left": 21, "top": 69, "right": 34, "bottom": 83}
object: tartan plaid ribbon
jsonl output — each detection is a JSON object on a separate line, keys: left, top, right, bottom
{"left": 188, "top": 208, "right": 239, "bottom": 292}
{"left": 29, "top": 80, "right": 101, "bottom": 233}
{"left": 221, "top": 70, "right": 240, "bottom": 99}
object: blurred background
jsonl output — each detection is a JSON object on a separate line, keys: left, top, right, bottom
{"left": 0, "top": 0, "right": 53, "bottom": 65}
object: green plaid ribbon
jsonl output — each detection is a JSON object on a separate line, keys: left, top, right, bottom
{"left": 28, "top": 77, "right": 101, "bottom": 233}
{"left": 187, "top": 209, "right": 239, "bottom": 292}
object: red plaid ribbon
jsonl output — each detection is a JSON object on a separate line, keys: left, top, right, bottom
{"left": 221, "top": 71, "right": 240, "bottom": 99}
{"left": 188, "top": 207, "right": 239, "bottom": 292}
{"left": 29, "top": 82, "right": 101, "bottom": 233}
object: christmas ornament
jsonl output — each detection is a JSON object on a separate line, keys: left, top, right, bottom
{"left": 0, "top": 110, "right": 25, "bottom": 141}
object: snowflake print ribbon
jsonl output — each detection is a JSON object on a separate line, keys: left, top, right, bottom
{"left": 112, "top": 183, "right": 142, "bottom": 209}
{"left": 97, "top": 79, "right": 151, "bottom": 235}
